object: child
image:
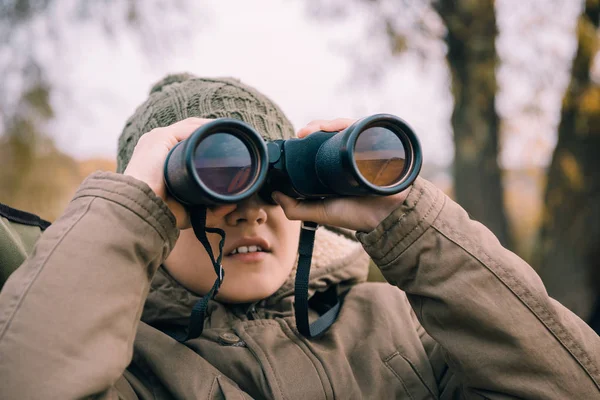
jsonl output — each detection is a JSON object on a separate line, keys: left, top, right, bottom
{"left": 0, "top": 74, "right": 599, "bottom": 399}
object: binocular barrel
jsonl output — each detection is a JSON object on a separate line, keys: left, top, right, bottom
{"left": 164, "top": 119, "right": 269, "bottom": 205}
{"left": 164, "top": 114, "right": 422, "bottom": 206}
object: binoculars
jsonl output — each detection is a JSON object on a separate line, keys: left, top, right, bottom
{"left": 164, "top": 114, "right": 422, "bottom": 206}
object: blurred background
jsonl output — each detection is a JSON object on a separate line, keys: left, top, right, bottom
{"left": 1, "top": 0, "right": 599, "bottom": 332}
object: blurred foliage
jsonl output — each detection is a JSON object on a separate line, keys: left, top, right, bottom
{"left": 0, "top": 80, "right": 116, "bottom": 220}
{"left": 0, "top": 0, "right": 51, "bottom": 23}
{"left": 0, "top": 0, "right": 77, "bottom": 220}
{"left": 0, "top": 0, "right": 188, "bottom": 219}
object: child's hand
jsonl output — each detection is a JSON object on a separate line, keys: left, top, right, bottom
{"left": 124, "top": 118, "right": 235, "bottom": 229}
{"left": 272, "top": 118, "right": 411, "bottom": 233}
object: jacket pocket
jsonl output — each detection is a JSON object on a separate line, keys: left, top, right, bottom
{"left": 384, "top": 351, "right": 437, "bottom": 400}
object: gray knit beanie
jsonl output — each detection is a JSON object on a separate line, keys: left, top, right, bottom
{"left": 117, "top": 73, "right": 296, "bottom": 173}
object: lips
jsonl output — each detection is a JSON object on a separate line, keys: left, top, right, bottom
{"left": 225, "top": 237, "right": 271, "bottom": 256}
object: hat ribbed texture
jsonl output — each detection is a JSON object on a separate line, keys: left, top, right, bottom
{"left": 117, "top": 73, "right": 295, "bottom": 173}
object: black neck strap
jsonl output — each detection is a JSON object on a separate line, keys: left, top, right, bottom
{"left": 294, "top": 222, "right": 341, "bottom": 338}
{"left": 171, "top": 207, "right": 225, "bottom": 342}
{"left": 172, "top": 215, "right": 340, "bottom": 342}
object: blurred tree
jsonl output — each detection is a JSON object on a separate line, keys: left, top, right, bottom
{"left": 0, "top": 78, "right": 80, "bottom": 221}
{"left": 307, "top": 0, "right": 513, "bottom": 248}
{"left": 589, "top": 243, "right": 600, "bottom": 334}
{"left": 536, "top": 0, "right": 600, "bottom": 322}
{"left": 433, "top": 0, "right": 512, "bottom": 248}
{"left": 0, "top": 0, "right": 105, "bottom": 219}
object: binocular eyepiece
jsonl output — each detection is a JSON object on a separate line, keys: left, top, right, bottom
{"left": 164, "top": 114, "right": 422, "bottom": 207}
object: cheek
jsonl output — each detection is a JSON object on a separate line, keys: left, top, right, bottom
{"left": 163, "top": 230, "right": 218, "bottom": 295}
{"left": 275, "top": 217, "right": 301, "bottom": 264}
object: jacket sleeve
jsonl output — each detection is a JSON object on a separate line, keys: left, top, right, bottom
{"left": 356, "top": 177, "right": 600, "bottom": 399}
{"left": 0, "top": 171, "right": 179, "bottom": 400}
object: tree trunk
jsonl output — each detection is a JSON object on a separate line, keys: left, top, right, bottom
{"left": 434, "top": 0, "right": 513, "bottom": 249}
{"left": 536, "top": 1, "right": 600, "bottom": 321}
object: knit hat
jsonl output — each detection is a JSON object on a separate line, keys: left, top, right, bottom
{"left": 117, "top": 73, "right": 296, "bottom": 173}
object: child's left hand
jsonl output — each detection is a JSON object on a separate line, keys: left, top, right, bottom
{"left": 272, "top": 118, "right": 411, "bottom": 233}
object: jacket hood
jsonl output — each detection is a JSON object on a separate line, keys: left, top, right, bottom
{"left": 141, "top": 226, "right": 370, "bottom": 327}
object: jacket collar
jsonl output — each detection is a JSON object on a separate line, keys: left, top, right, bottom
{"left": 141, "top": 226, "right": 370, "bottom": 327}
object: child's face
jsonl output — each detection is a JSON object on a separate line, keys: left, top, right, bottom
{"left": 163, "top": 194, "right": 301, "bottom": 303}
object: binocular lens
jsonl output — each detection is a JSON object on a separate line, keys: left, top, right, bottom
{"left": 354, "top": 127, "right": 406, "bottom": 187}
{"left": 193, "top": 133, "right": 257, "bottom": 196}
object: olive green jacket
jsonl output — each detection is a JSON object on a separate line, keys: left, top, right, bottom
{"left": 0, "top": 203, "right": 50, "bottom": 291}
{"left": 0, "top": 172, "right": 599, "bottom": 399}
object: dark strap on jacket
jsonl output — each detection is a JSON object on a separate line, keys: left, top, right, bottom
{"left": 294, "top": 221, "right": 341, "bottom": 338}
{"left": 170, "top": 207, "right": 225, "bottom": 342}
{"left": 0, "top": 203, "right": 51, "bottom": 230}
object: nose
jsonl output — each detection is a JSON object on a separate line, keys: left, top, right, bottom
{"left": 225, "top": 194, "right": 268, "bottom": 226}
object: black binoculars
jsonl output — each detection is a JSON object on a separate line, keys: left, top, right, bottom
{"left": 163, "top": 114, "right": 422, "bottom": 206}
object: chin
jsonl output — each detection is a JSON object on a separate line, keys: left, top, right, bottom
{"left": 216, "top": 277, "right": 284, "bottom": 304}
{"left": 216, "top": 257, "right": 292, "bottom": 303}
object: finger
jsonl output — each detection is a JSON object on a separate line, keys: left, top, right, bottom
{"left": 296, "top": 118, "right": 357, "bottom": 138}
{"left": 297, "top": 119, "right": 330, "bottom": 138}
{"left": 272, "top": 192, "right": 328, "bottom": 224}
{"left": 143, "top": 118, "right": 213, "bottom": 146}
{"left": 169, "top": 117, "right": 214, "bottom": 142}
{"left": 319, "top": 118, "right": 357, "bottom": 132}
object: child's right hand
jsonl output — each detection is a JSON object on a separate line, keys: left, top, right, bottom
{"left": 273, "top": 118, "right": 412, "bottom": 233}
{"left": 123, "top": 118, "right": 214, "bottom": 229}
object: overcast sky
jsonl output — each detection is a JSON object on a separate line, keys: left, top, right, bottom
{"left": 10, "top": 0, "right": 584, "bottom": 169}
{"left": 39, "top": 0, "right": 449, "bottom": 167}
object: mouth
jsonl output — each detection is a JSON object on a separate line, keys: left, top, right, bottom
{"left": 225, "top": 237, "right": 271, "bottom": 258}
{"left": 226, "top": 246, "right": 270, "bottom": 263}
{"left": 226, "top": 251, "right": 268, "bottom": 263}
{"left": 229, "top": 245, "right": 267, "bottom": 255}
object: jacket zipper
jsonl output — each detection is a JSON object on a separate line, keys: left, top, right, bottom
{"left": 248, "top": 304, "right": 260, "bottom": 320}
